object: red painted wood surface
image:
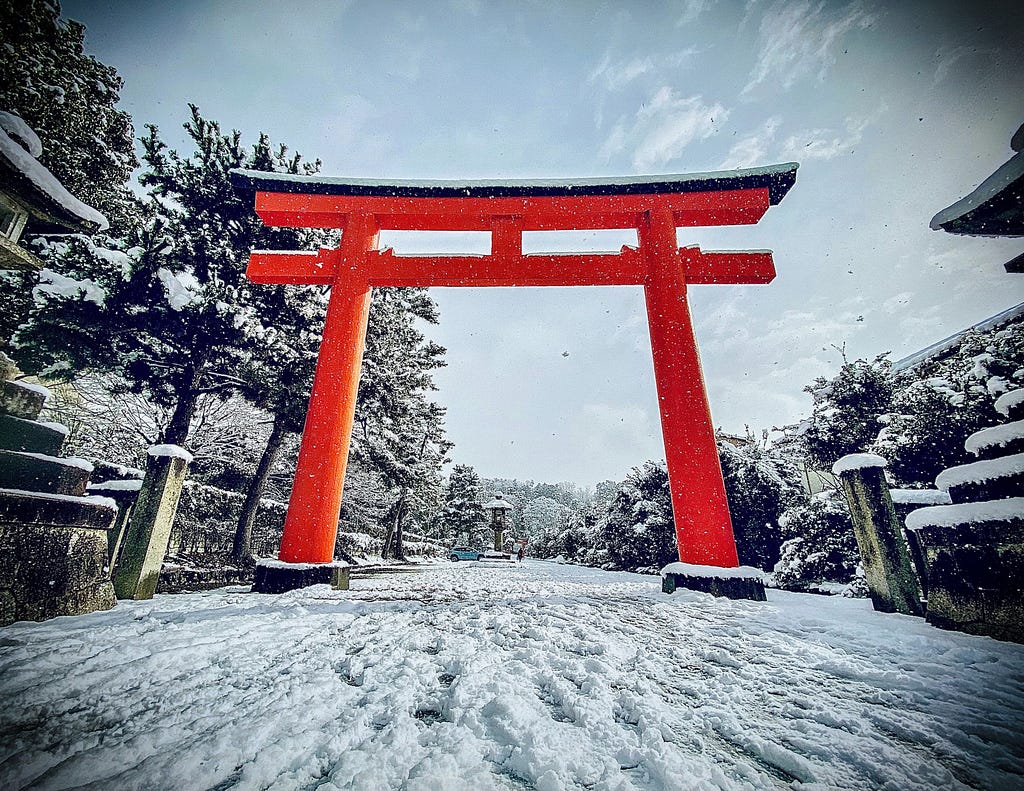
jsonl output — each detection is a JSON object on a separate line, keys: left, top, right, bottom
{"left": 244, "top": 185, "right": 786, "bottom": 567}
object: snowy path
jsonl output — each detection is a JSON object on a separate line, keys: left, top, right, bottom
{"left": 2, "top": 561, "right": 1023, "bottom": 790}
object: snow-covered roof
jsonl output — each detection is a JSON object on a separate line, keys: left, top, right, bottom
{"left": 230, "top": 162, "right": 799, "bottom": 205}
{"left": 0, "top": 111, "right": 108, "bottom": 234}
{"left": 930, "top": 147, "right": 1024, "bottom": 237}
{"left": 892, "top": 301, "right": 1024, "bottom": 373}
{"left": 483, "top": 495, "right": 513, "bottom": 510}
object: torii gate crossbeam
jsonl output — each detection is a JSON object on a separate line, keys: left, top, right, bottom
{"left": 232, "top": 164, "right": 798, "bottom": 570}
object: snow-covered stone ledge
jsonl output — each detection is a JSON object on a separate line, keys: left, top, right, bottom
{"left": 660, "top": 562, "right": 767, "bottom": 601}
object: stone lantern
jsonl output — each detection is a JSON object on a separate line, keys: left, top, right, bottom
{"left": 483, "top": 493, "right": 513, "bottom": 553}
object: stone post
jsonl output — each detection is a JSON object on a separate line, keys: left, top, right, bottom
{"left": 112, "top": 445, "right": 191, "bottom": 600}
{"left": 833, "top": 454, "right": 924, "bottom": 616}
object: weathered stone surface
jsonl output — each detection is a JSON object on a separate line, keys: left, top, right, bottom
{"left": 0, "top": 379, "right": 46, "bottom": 421}
{"left": 915, "top": 523, "right": 1024, "bottom": 643}
{"left": 0, "top": 414, "right": 66, "bottom": 455}
{"left": 0, "top": 491, "right": 117, "bottom": 627}
{"left": 252, "top": 561, "right": 350, "bottom": 593}
{"left": 837, "top": 464, "right": 924, "bottom": 616}
{"left": 0, "top": 449, "right": 90, "bottom": 496}
{"left": 112, "top": 453, "right": 190, "bottom": 600}
{"left": 662, "top": 572, "right": 766, "bottom": 600}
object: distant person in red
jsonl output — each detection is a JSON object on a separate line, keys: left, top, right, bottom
{"left": 517, "top": 545, "right": 525, "bottom": 563}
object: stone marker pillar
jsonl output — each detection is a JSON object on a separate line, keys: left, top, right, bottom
{"left": 833, "top": 454, "right": 924, "bottom": 616}
{"left": 112, "top": 445, "right": 191, "bottom": 600}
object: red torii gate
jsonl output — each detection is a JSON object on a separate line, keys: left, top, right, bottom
{"left": 232, "top": 164, "right": 797, "bottom": 573}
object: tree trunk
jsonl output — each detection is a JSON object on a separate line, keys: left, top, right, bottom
{"left": 232, "top": 416, "right": 288, "bottom": 562}
{"left": 381, "top": 490, "right": 408, "bottom": 560}
{"left": 162, "top": 355, "right": 208, "bottom": 445}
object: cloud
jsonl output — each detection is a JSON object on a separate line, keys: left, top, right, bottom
{"left": 742, "top": 1, "right": 875, "bottom": 96}
{"left": 778, "top": 115, "right": 870, "bottom": 161}
{"left": 576, "top": 402, "right": 657, "bottom": 463}
{"left": 588, "top": 49, "right": 700, "bottom": 93}
{"left": 720, "top": 115, "right": 781, "bottom": 169}
{"left": 932, "top": 44, "right": 1001, "bottom": 86}
{"left": 601, "top": 88, "right": 728, "bottom": 170}
{"left": 678, "top": 0, "right": 717, "bottom": 26}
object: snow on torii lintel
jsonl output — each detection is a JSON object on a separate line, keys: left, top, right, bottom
{"left": 229, "top": 162, "right": 799, "bottom": 205}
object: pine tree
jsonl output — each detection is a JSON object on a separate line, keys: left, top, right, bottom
{"left": 802, "top": 354, "right": 893, "bottom": 469}
{"left": 12, "top": 106, "right": 323, "bottom": 449}
{"left": 351, "top": 288, "right": 450, "bottom": 559}
{"left": 439, "top": 464, "right": 487, "bottom": 547}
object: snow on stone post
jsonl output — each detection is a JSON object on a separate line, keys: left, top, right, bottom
{"left": 112, "top": 445, "right": 192, "bottom": 600}
{"left": 832, "top": 454, "right": 924, "bottom": 616}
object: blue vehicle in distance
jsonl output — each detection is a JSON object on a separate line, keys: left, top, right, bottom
{"left": 449, "top": 546, "right": 483, "bottom": 562}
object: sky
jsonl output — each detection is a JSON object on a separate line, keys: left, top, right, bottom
{"left": 62, "top": 0, "right": 1024, "bottom": 487}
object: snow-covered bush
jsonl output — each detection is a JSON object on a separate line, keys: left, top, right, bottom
{"left": 772, "top": 489, "right": 859, "bottom": 590}
{"left": 876, "top": 324, "right": 1024, "bottom": 486}
{"left": 802, "top": 355, "right": 894, "bottom": 470}
{"left": 172, "top": 482, "right": 284, "bottom": 558}
{"left": 719, "top": 438, "right": 806, "bottom": 570}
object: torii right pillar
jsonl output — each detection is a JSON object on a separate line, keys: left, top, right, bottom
{"left": 642, "top": 209, "right": 738, "bottom": 567}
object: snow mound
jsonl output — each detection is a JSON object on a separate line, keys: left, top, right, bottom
{"left": 147, "top": 444, "right": 194, "bottom": 464}
{"left": 890, "top": 489, "right": 951, "bottom": 506}
{"left": 832, "top": 453, "right": 887, "bottom": 476}
{"left": 965, "top": 420, "right": 1024, "bottom": 456}
{"left": 935, "top": 453, "right": 1024, "bottom": 491}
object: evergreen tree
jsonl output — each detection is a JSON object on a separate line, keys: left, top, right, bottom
{"left": 439, "top": 464, "right": 487, "bottom": 546}
{"left": 718, "top": 437, "right": 805, "bottom": 570}
{"left": 773, "top": 490, "right": 859, "bottom": 589}
{"left": 351, "top": 287, "right": 450, "bottom": 559}
{"left": 600, "top": 460, "right": 676, "bottom": 570}
{"left": 802, "top": 354, "right": 893, "bottom": 469}
{"left": 0, "top": 0, "right": 137, "bottom": 350}
{"left": 876, "top": 323, "right": 1024, "bottom": 486}
{"left": 12, "top": 106, "right": 323, "bottom": 448}
{"left": 0, "top": 0, "right": 137, "bottom": 226}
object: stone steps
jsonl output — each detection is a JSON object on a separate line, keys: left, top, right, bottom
{"left": 996, "top": 388, "right": 1024, "bottom": 423}
{"left": 936, "top": 453, "right": 1024, "bottom": 504}
{"left": 965, "top": 420, "right": 1024, "bottom": 461}
{"left": 0, "top": 449, "right": 92, "bottom": 496}
{"left": 0, "top": 379, "right": 48, "bottom": 421}
{"left": 0, "top": 414, "right": 67, "bottom": 455}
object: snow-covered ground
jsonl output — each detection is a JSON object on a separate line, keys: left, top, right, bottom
{"left": 2, "top": 561, "right": 1023, "bottom": 790}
